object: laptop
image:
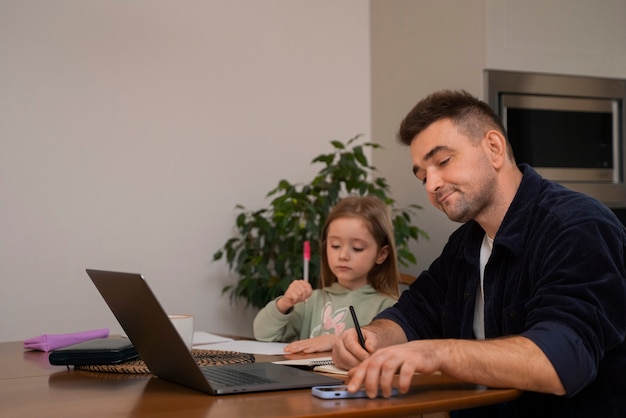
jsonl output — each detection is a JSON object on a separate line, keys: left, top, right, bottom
{"left": 85, "top": 269, "right": 343, "bottom": 395}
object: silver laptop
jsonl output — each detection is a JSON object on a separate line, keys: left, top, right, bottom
{"left": 86, "top": 269, "right": 343, "bottom": 395}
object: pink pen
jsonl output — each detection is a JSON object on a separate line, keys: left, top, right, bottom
{"left": 303, "top": 241, "right": 310, "bottom": 282}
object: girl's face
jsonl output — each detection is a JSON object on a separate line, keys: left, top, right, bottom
{"left": 325, "top": 216, "right": 389, "bottom": 290}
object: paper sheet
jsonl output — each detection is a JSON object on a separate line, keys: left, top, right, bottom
{"left": 192, "top": 331, "right": 235, "bottom": 346}
{"left": 194, "top": 340, "right": 288, "bottom": 355}
{"left": 313, "top": 364, "right": 349, "bottom": 375}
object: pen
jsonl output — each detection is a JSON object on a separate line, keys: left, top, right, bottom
{"left": 303, "top": 241, "right": 310, "bottom": 283}
{"left": 349, "top": 305, "right": 366, "bottom": 350}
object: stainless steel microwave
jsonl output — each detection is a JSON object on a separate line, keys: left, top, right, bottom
{"left": 485, "top": 70, "right": 626, "bottom": 207}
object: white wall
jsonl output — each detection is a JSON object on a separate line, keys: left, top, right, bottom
{"left": 0, "top": 0, "right": 370, "bottom": 341}
{"left": 371, "top": 0, "right": 626, "bottom": 279}
{"left": 486, "top": 0, "right": 626, "bottom": 78}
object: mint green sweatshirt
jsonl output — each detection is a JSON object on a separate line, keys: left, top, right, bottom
{"left": 253, "top": 282, "right": 397, "bottom": 342}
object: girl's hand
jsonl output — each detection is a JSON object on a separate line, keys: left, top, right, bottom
{"left": 276, "top": 280, "right": 313, "bottom": 313}
{"left": 284, "top": 334, "right": 338, "bottom": 354}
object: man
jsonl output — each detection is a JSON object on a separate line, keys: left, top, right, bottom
{"left": 332, "top": 90, "right": 626, "bottom": 417}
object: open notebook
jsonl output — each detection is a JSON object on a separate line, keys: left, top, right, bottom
{"left": 86, "top": 269, "right": 343, "bottom": 395}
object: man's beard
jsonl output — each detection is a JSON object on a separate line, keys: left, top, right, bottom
{"left": 440, "top": 183, "right": 493, "bottom": 224}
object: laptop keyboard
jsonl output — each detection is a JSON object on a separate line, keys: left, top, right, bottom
{"left": 201, "top": 366, "right": 275, "bottom": 387}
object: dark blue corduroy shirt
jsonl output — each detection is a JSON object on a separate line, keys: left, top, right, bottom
{"left": 377, "top": 164, "right": 626, "bottom": 417}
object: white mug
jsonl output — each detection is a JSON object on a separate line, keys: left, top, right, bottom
{"left": 168, "top": 314, "right": 194, "bottom": 351}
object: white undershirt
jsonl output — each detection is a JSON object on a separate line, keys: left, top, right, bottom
{"left": 473, "top": 233, "right": 493, "bottom": 340}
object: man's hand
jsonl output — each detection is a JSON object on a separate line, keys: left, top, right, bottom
{"left": 331, "top": 328, "right": 374, "bottom": 369}
{"left": 341, "top": 336, "right": 566, "bottom": 399}
{"left": 345, "top": 340, "right": 443, "bottom": 398}
{"left": 332, "top": 319, "right": 408, "bottom": 370}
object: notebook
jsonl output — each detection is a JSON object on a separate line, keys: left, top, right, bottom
{"left": 273, "top": 357, "right": 349, "bottom": 376}
{"left": 85, "top": 269, "right": 343, "bottom": 395}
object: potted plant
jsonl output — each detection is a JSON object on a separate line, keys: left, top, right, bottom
{"left": 213, "top": 134, "right": 428, "bottom": 309}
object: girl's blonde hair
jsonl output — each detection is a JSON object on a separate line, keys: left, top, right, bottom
{"left": 319, "top": 196, "right": 400, "bottom": 298}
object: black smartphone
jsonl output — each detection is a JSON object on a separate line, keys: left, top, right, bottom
{"left": 48, "top": 337, "right": 138, "bottom": 365}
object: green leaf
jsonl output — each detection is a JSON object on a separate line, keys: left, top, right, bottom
{"left": 353, "top": 145, "right": 368, "bottom": 166}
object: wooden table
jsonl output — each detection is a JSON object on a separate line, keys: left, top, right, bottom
{"left": 0, "top": 341, "right": 520, "bottom": 417}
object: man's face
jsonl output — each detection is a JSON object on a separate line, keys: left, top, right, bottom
{"left": 410, "top": 118, "right": 497, "bottom": 223}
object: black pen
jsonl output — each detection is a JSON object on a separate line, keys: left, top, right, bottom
{"left": 349, "top": 305, "right": 366, "bottom": 350}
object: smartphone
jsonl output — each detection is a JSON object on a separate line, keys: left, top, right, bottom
{"left": 311, "top": 385, "right": 399, "bottom": 399}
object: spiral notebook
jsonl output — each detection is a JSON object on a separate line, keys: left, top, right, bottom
{"left": 273, "top": 356, "right": 349, "bottom": 375}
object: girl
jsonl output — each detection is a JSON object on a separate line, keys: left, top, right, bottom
{"left": 253, "top": 195, "right": 400, "bottom": 353}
